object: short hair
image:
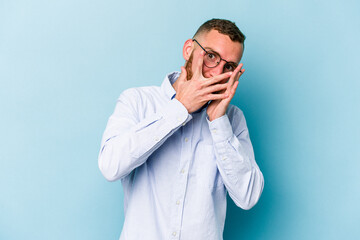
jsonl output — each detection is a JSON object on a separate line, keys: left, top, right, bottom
{"left": 193, "top": 18, "right": 246, "bottom": 45}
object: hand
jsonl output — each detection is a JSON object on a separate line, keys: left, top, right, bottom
{"left": 174, "top": 50, "right": 233, "bottom": 113}
{"left": 206, "top": 64, "right": 245, "bottom": 121}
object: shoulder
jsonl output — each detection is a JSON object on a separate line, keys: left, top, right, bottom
{"left": 117, "top": 85, "right": 161, "bottom": 102}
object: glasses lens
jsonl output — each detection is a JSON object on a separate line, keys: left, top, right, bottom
{"left": 223, "top": 63, "right": 238, "bottom": 73}
{"left": 204, "top": 52, "right": 220, "bottom": 68}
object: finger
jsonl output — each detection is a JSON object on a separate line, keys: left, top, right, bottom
{"left": 206, "top": 92, "right": 229, "bottom": 101}
{"left": 223, "top": 80, "right": 239, "bottom": 104}
{"left": 178, "top": 66, "right": 187, "bottom": 82}
{"left": 231, "top": 80, "right": 239, "bottom": 94}
{"left": 237, "top": 66, "right": 245, "bottom": 79}
{"left": 237, "top": 63, "right": 243, "bottom": 74}
{"left": 205, "top": 71, "right": 233, "bottom": 86}
{"left": 238, "top": 64, "right": 245, "bottom": 78}
{"left": 233, "top": 68, "right": 245, "bottom": 85}
{"left": 233, "top": 63, "right": 243, "bottom": 79}
{"left": 194, "top": 50, "right": 205, "bottom": 77}
{"left": 239, "top": 67, "right": 245, "bottom": 75}
{"left": 228, "top": 64, "right": 243, "bottom": 88}
{"left": 203, "top": 82, "right": 228, "bottom": 94}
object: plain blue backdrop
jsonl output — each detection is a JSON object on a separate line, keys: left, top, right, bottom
{"left": 1, "top": 0, "right": 359, "bottom": 239}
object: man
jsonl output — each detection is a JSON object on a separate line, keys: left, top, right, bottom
{"left": 98, "top": 19, "right": 264, "bottom": 240}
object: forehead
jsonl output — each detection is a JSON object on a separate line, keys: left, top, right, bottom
{"left": 197, "top": 29, "right": 243, "bottom": 63}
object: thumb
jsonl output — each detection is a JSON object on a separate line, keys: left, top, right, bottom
{"left": 179, "top": 66, "right": 187, "bottom": 82}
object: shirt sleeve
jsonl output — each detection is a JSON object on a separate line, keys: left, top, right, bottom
{"left": 98, "top": 88, "right": 191, "bottom": 181}
{"left": 207, "top": 107, "right": 264, "bottom": 210}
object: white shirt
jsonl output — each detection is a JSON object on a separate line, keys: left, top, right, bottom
{"left": 98, "top": 72, "right": 264, "bottom": 240}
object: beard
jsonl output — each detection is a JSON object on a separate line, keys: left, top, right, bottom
{"left": 184, "top": 52, "right": 194, "bottom": 80}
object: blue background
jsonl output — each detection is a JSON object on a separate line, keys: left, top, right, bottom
{"left": 1, "top": 0, "right": 359, "bottom": 239}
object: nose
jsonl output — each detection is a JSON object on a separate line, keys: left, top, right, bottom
{"left": 209, "top": 62, "right": 226, "bottom": 77}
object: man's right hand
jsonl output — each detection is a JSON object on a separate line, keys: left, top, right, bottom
{"left": 175, "top": 50, "right": 233, "bottom": 114}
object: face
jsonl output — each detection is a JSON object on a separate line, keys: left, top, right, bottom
{"left": 183, "top": 29, "right": 244, "bottom": 80}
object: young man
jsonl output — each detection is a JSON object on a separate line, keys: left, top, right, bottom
{"left": 98, "top": 19, "right": 264, "bottom": 240}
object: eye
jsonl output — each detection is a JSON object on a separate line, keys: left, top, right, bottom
{"left": 224, "top": 63, "right": 235, "bottom": 72}
{"left": 208, "top": 53, "right": 215, "bottom": 59}
{"left": 206, "top": 52, "right": 217, "bottom": 62}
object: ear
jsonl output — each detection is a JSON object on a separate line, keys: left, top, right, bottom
{"left": 183, "top": 39, "right": 194, "bottom": 61}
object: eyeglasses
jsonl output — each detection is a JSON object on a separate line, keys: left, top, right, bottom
{"left": 192, "top": 39, "right": 238, "bottom": 73}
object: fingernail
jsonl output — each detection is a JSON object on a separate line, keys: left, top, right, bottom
{"left": 228, "top": 72, "right": 233, "bottom": 76}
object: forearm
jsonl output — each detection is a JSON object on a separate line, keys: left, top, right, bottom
{"left": 208, "top": 114, "right": 264, "bottom": 209}
{"left": 98, "top": 91, "right": 191, "bottom": 181}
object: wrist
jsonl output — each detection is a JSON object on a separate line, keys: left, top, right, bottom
{"left": 208, "top": 113, "right": 225, "bottom": 122}
{"left": 208, "top": 108, "right": 226, "bottom": 121}
{"left": 175, "top": 95, "right": 191, "bottom": 113}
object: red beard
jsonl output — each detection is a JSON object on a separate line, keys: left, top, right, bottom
{"left": 185, "top": 52, "right": 194, "bottom": 80}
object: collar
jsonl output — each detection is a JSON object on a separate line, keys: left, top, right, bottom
{"left": 161, "top": 71, "right": 180, "bottom": 100}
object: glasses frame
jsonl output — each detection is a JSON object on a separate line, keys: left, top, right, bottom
{"left": 192, "top": 39, "right": 238, "bottom": 71}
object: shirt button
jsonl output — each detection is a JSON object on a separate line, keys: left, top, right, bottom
{"left": 182, "top": 122, "right": 186, "bottom": 126}
{"left": 222, "top": 156, "right": 227, "bottom": 161}
{"left": 155, "top": 137, "right": 159, "bottom": 142}
{"left": 212, "top": 129, "right": 217, "bottom": 133}
{"left": 181, "top": 169, "right": 185, "bottom": 174}
{"left": 184, "top": 137, "right": 188, "bottom": 142}
{"left": 172, "top": 231, "right": 177, "bottom": 236}
{"left": 176, "top": 200, "right": 180, "bottom": 205}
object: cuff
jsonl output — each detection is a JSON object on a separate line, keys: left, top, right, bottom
{"left": 207, "top": 114, "right": 233, "bottom": 143}
{"left": 162, "top": 98, "right": 192, "bottom": 127}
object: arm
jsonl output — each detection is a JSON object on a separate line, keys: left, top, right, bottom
{"left": 98, "top": 88, "right": 191, "bottom": 181}
{"left": 207, "top": 108, "right": 264, "bottom": 210}
{"left": 204, "top": 61, "right": 263, "bottom": 209}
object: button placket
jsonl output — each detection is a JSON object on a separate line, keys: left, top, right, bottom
{"left": 171, "top": 120, "right": 192, "bottom": 239}
{"left": 170, "top": 170, "right": 188, "bottom": 239}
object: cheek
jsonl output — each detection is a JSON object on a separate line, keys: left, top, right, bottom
{"left": 202, "top": 66, "right": 227, "bottom": 80}
{"left": 202, "top": 66, "right": 212, "bottom": 78}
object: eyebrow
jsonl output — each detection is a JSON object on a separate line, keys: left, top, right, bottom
{"left": 204, "top": 47, "right": 238, "bottom": 65}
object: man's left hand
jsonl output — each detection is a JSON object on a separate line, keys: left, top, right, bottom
{"left": 206, "top": 64, "right": 245, "bottom": 121}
